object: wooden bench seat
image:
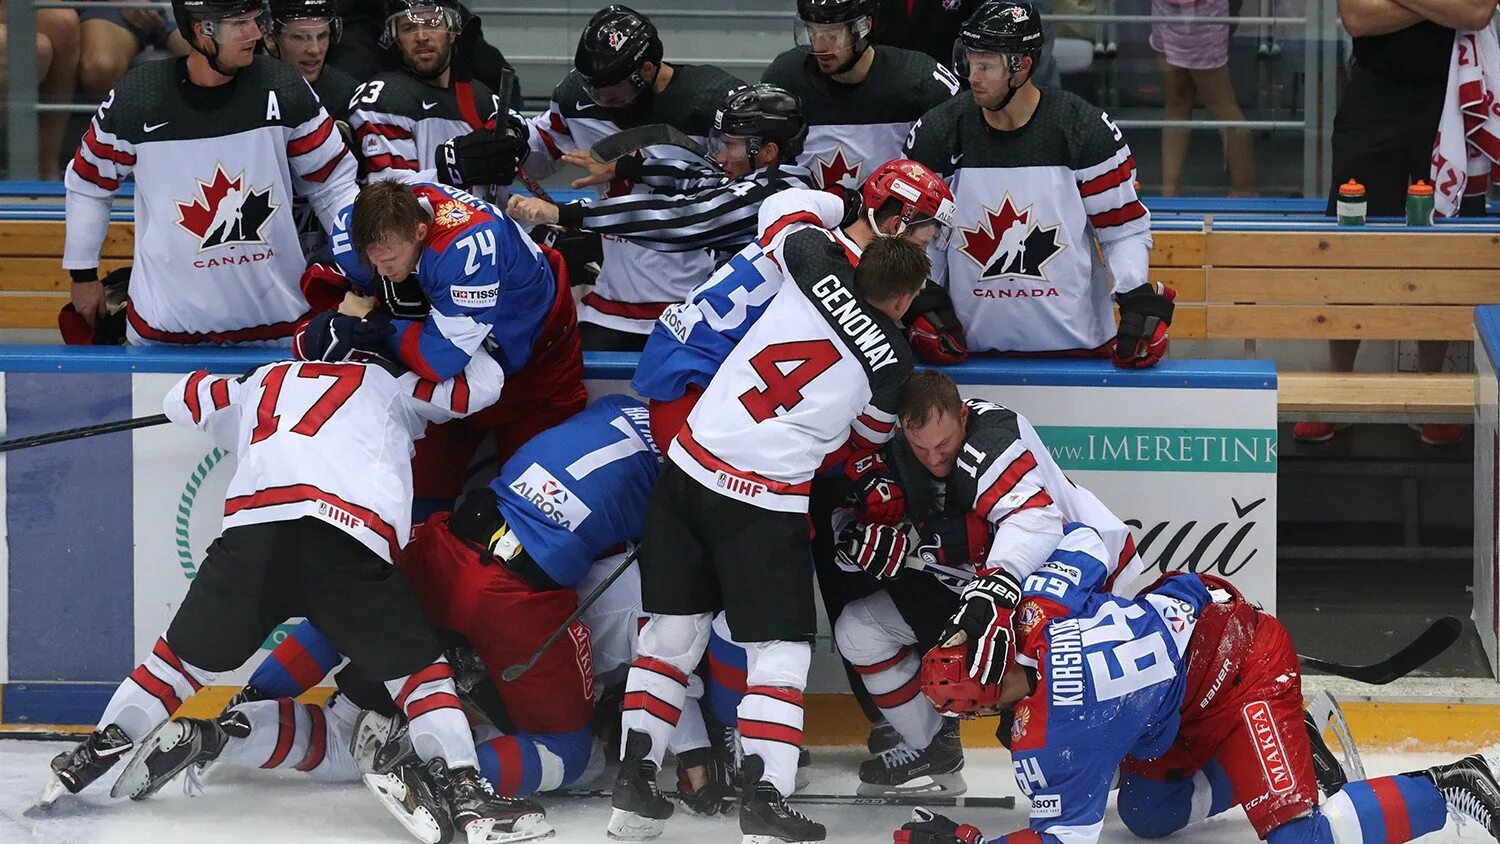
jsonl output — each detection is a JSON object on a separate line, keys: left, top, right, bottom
{"left": 0, "top": 220, "right": 133, "bottom": 330}
{"left": 1278, "top": 372, "right": 1475, "bottom": 423}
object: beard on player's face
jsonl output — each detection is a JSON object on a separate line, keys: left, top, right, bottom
{"left": 401, "top": 29, "right": 453, "bottom": 77}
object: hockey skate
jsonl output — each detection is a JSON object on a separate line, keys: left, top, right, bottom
{"left": 427, "top": 758, "right": 553, "bottom": 843}
{"left": 352, "top": 709, "right": 417, "bottom": 774}
{"left": 857, "top": 721, "right": 965, "bottom": 798}
{"left": 364, "top": 759, "right": 455, "bottom": 844}
{"left": 740, "top": 754, "right": 825, "bottom": 844}
{"left": 34, "top": 724, "right": 133, "bottom": 809}
{"left": 111, "top": 713, "right": 241, "bottom": 800}
{"left": 1414, "top": 753, "right": 1500, "bottom": 840}
{"left": 608, "top": 730, "right": 674, "bottom": 840}
{"left": 866, "top": 720, "right": 901, "bottom": 755}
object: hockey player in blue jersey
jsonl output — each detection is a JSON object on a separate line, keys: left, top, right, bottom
{"left": 894, "top": 523, "right": 1500, "bottom": 844}
{"left": 141, "top": 396, "right": 663, "bottom": 801}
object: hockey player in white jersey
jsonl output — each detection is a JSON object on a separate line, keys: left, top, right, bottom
{"left": 763, "top": 0, "right": 960, "bottom": 193}
{"left": 903, "top": 1, "right": 1178, "bottom": 367}
{"left": 38, "top": 347, "right": 554, "bottom": 843}
{"left": 63, "top": 0, "right": 358, "bottom": 346}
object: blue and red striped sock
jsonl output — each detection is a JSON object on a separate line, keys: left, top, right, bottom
{"left": 1314, "top": 775, "right": 1447, "bottom": 843}
{"left": 246, "top": 621, "right": 341, "bottom": 699}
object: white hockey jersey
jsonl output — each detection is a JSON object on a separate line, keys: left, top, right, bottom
{"left": 669, "top": 227, "right": 913, "bottom": 514}
{"left": 524, "top": 65, "right": 740, "bottom": 334}
{"left": 63, "top": 56, "right": 358, "bottom": 346}
{"left": 163, "top": 354, "right": 503, "bottom": 562}
{"left": 762, "top": 46, "right": 958, "bottom": 191}
{"left": 903, "top": 89, "right": 1153, "bottom": 354}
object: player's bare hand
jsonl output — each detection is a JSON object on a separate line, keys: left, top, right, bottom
{"left": 507, "top": 195, "right": 560, "bottom": 225}
{"left": 338, "top": 291, "right": 376, "bottom": 318}
{"left": 561, "top": 149, "right": 617, "bottom": 188}
{"left": 70, "top": 279, "right": 106, "bottom": 328}
{"left": 121, "top": 8, "right": 164, "bottom": 29}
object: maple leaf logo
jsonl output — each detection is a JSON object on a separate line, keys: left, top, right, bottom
{"left": 174, "top": 166, "right": 279, "bottom": 253}
{"left": 816, "top": 145, "right": 862, "bottom": 191}
{"left": 957, "top": 193, "right": 1065, "bottom": 282}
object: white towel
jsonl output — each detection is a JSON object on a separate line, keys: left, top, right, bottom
{"left": 1432, "top": 17, "right": 1500, "bottom": 217}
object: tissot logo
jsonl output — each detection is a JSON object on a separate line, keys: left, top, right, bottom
{"left": 175, "top": 166, "right": 279, "bottom": 253}
{"left": 957, "top": 194, "right": 1065, "bottom": 282}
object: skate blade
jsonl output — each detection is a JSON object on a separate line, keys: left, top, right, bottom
{"left": 362, "top": 771, "right": 450, "bottom": 844}
{"left": 111, "top": 720, "right": 190, "bottom": 800}
{"left": 742, "top": 835, "right": 824, "bottom": 844}
{"left": 28, "top": 776, "right": 69, "bottom": 815}
{"left": 465, "top": 813, "right": 555, "bottom": 843}
{"left": 606, "top": 808, "right": 666, "bottom": 840}
{"left": 855, "top": 772, "right": 967, "bottom": 798}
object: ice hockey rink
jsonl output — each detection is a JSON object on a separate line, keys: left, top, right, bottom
{"left": 3, "top": 741, "right": 1497, "bottom": 843}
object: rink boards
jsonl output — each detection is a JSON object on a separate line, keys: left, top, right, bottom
{"left": 0, "top": 348, "right": 1277, "bottom": 727}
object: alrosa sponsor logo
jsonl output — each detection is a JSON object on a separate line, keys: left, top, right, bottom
{"left": 510, "top": 463, "right": 593, "bottom": 529}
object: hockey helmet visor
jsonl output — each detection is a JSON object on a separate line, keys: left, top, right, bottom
{"left": 177, "top": 0, "right": 271, "bottom": 44}
{"left": 382, "top": 3, "right": 460, "bottom": 49}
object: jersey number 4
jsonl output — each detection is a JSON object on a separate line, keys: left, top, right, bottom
{"left": 250, "top": 363, "right": 365, "bottom": 444}
{"left": 738, "top": 340, "right": 840, "bottom": 423}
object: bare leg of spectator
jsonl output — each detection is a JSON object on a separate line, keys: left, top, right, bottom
{"left": 78, "top": 17, "right": 139, "bottom": 98}
{"left": 1156, "top": 53, "right": 1195, "bottom": 197}
{"left": 1190, "top": 64, "right": 1257, "bottom": 196}
{"left": 36, "top": 9, "right": 80, "bottom": 180}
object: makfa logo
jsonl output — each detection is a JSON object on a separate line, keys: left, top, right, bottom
{"left": 1242, "top": 700, "right": 1295, "bottom": 793}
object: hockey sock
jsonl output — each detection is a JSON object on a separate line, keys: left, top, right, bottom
{"left": 475, "top": 726, "right": 593, "bottom": 796}
{"left": 216, "top": 694, "right": 362, "bottom": 782}
{"left": 621, "top": 613, "right": 711, "bottom": 769}
{"left": 386, "top": 657, "right": 476, "bottom": 771}
{"left": 101, "top": 636, "right": 217, "bottom": 741}
{"left": 738, "top": 639, "right": 810, "bottom": 797}
{"left": 669, "top": 674, "right": 712, "bottom": 760}
{"left": 705, "top": 622, "right": 747, "bottom": 728}
{"left": 1118, "top": 760, "right": 1234, "bottom": 839}
{"left": 851, "top": 645, "right": 941, "bottom": 750}
{"left": 1315, "top": 775, "right": 1448, "bottom": 844}
{"left": 245, "top": 620, "right": 341, "bottom": 699}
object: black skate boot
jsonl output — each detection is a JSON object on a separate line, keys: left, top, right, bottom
{"left": 427, "top": 758, "right": 553, "bottom": 844}
{"left": 364, "top": 758, "right": 455, "bottom": 844}
{"left": 739, "top": 754, "right": 825, "bottom": 844}
{"left": 857, "top": 722, "right": 966, "bottom": 797}
{"left": 866, "top": 720, "right": 901, "bottom": 755}
{"left": 675, "top": 747, "right": 734, "bottom": 817}
{"left": 224, "top": 683, "right": 270, "bottom": 711}
{"left": 1410, "top": 754, "right": 1500, "bottom": 841}
{"left": 608, "top": 730, "right": 674, "bottom": 840}
{"left": 351, "top": 709, "right": 417, "bottom": 775}
{"left": 110, "top": 712, "right": 245, "bottom": 800}
{"left": 36, "top": 724, "right": 134, "bottom": 808}
{"left": 1303, "top": 709, "right": 1348, "bottom": 796}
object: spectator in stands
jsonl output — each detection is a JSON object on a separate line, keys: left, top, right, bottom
{"left": 872, "top": 0, "right": 1059, "bottom": 87}
{"left": 1151, "top": 0, "right": 1257, "bottom": 196}
{"left": 77, "top": 0, "right": 188, "bottom": 100}
{"left": 1297, "top": 0, "right": 1497, "bottom": 446}
{"left": 0, "top": 1, "right": 81, "bottom": 180}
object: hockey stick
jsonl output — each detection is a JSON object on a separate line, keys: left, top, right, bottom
{"left": 501, "top": 548, "right": 639, "bottom": 682}
{"left": 590, "top": 123, "right": 714, "bottom": 165}
{"left": 1298, "top": 615, "right": 1462, "bottom": 685}
{"left": 492, "top": 66, "right": 556, "bottom": 204}
{"left": 0, "top": 413, "right": 169, "bottom": 454}
{"left": 554, "top": 788, "right": 1016, "bottom": 810}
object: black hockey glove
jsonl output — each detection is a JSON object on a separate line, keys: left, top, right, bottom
{"left": 1113, "top": 282, "right": 1176, "bottom": 369}
{"left": 379, "top": 272, "right": 429, "bottom": 321}
{"left": 294, "top": 311, "right": 394, "bottom": 362}
{"left": 937, "top": 568, "right": 1022, "bottom": 685}
{"left": 436, "top": 113, "right": 530, "bottom": 189}
{"left": 903, "top": 285, "right": 968, "bottom": 365}
{"left": 836, "top": 522, "right": 910, "bottom": 580}
{"left": 894, "top": 808, "right": 985, "bottom": 844}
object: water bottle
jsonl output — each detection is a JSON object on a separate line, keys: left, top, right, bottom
{"left": 1406, "top": 180, "right": 1435, "bottom": 227}
{"left": 1336, "top": 180, "right": 1366, "bottom": 227}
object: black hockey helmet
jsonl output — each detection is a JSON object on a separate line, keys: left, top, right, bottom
{"left": 172, "top": 0, "right": 270, "bottom": 45}
{"left": 712, "top": 84, "right": 808, "bottom": 162}
{"left": 574, "top": 5, "right": 664, "bottom": 107}
{"left": 796, "top": 0, "right": 877, "bottom": 24}
{"left": 267, "top": 0, "right": 341, "bottom": 45}
{"left": 794, "top": 0, "right": 876, "bottom": 71}
{"left": 380, "top": 0, "right": 462, "bottom": 49}
{"left": 955, "top": 0, "right": 1044, "bottom": 75}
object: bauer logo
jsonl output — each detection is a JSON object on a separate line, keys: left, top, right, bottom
{"left": 1243, "top": 700, "right": 1295, "bottom": 793}
{"left": 511, "top": 463, "right": 592, "bottom": 529}
{"left": 449, "top": 283, "right": 498, "bottom": 309}
{"left": 1030, "top": 794, "right": 1063, "bottom": 819}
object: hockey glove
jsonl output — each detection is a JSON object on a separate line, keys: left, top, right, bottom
{"left": 914, "top": 510, "right": 994, "bottom": 569}
{"left": 1113, "top": 282, "right": 1176, "bottom": 369}
{"left": 845, "top": 452, "right": 906, "bottom": 525}
{"left": 294, "top": 310, "right": 394, "bottom": 362}
{"left": 378, "top": 272, "right": 429, "bottom": 321}
{"left": 938, "top": 568, "right": 1022, "bottom": 685}
{"left": 836, "top": 522, "right": 911, "bottom": 580}
{"left": 894, "top": 809, "right": 985, "bottom": 844}
{"left": 904, "top": 285, "right": 968, "bottom": 365}
{"left": 436, "top": 113, "right": 530, "bottom": 189}
{"left": 298, "top": 261, "right": 351, "bottom": 314}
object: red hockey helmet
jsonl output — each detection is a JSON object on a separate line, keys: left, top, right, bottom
{"left": 920, "top": 644, "right": 1005, "bottom": 718}
{"left": 861, "top": 159, "right": 956, "bottom": 238}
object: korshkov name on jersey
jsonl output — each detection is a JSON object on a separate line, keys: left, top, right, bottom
{"left": 810, "top": 273, "right": 900, "bottom": 371}
{"left": 511, "top": 463, "right": 593, "bottom": 529}
{"left": 1048, "top": 617, "right": 1086, "bottom": 708}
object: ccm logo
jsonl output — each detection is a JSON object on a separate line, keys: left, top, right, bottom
{"left": 1242, "top": 701, "right": 1295, "bottom": 794}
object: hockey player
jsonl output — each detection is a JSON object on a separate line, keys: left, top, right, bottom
{"left": 518, "top": 4, "right": 741, "bottom": 350}
{"left": 40, "top": 351, "right": 553, "bottom": 844}
{"left": 313, "top": 178, "right": 586, "bottom": 514}
{"left": 832, "top": 369, "right": 1145, "bottom": 796}
{"left": 902, "top": 1, "right": 1177, "bottom": 368}
{"left": 896, "top": 523, "right": 1500, "bottom": 844}
{"left": 507, "top": 83, "right": 817, "bottom": 262}
{"left": 608, "top": 235, "right": 927, "bottom": 843}
{"left": 762, "top": 0, "right": 960, "bottom": 193}
{"left": 63, "top": 0, "right": 358, "bottom": 344}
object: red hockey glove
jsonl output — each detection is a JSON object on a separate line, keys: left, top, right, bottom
{"left": 299, "top": 262, "right": 351, "bottom": 314}
{"left": 914, "top": 510, "right": 994, "bottom": 568}
{"left": 937, "top": 568, "right": 1022, "bottom": 685}
{"left": 1113, "top": 282, "right": 1176, "bottom": 369}
{"left": 845, "top": 452, "right": 906, "bottom": 525}
{"left": 894, "top": 808, "right": 985, "bottom": 844}
{"left": 904, "top": 285, "right": 968, "bottom": 365}
{"left": 836, "top": 522, "right": 910, "bottom": 580}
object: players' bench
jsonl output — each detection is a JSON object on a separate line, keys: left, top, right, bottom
{"left": 0, "top": 220, "right": 131, "bottom": 330}
{"left": 1151, "top": 224, "right": 1498, "bottom": 424}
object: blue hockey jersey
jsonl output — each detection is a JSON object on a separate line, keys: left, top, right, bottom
{"left": 491, "top": 395, "right": 661, "bottom": 588}
{"left": 330, "top": 181, "right": 556, "bottom": 382}
{"left": 1005, "top": 523, "right": 1214, "bottom": 844}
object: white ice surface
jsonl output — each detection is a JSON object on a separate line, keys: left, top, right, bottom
{"left": 2, "top": 741, "right": 1496, "bottom": 843}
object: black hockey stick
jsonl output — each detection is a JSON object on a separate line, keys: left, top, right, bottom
{"left": 493, "top": 66, "right": 557, "bottom": 204}
{"left": 1299, "top": 616, "right": 1463, "bottom": 685}
{"left": 590, "top": 123, "right": 713, "bottom": 165}
{"left": 554, "top": 788, "right": 1016, "bottom": 810}
{"left": 501, "top": 548, "right": 639, "bottom": 682}
{"left": 0, "top": 414, "right": 169, "bottom": 454}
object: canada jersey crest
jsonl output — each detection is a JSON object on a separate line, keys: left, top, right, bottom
{"left": 815, "top": 145, "right": 863, "bottom": 191}
{"left": 175, "top": 166, "right": 279, "bottom": 253}
{"left": 957, "top": 194, "right": 1065, "bottom": 283}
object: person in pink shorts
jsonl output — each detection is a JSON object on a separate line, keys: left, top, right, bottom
{"left": 1151, "top": 0, "right": 1257, "bottom": 195}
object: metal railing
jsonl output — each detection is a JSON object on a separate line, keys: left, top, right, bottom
{"left": 4, "top": 0, "right": 1341, "bottom": 196}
